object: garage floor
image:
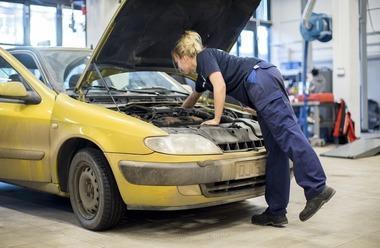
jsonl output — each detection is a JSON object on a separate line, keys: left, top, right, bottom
{"left": 1, "top": 146, "right": 379, "bottom": 248}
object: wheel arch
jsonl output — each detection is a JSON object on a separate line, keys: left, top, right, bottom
{"left": 57, "top": 137, "right": 104, "bottom": 193}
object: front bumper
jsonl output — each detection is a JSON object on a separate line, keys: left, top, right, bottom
{"left": 119, "top": 155, "right": 266, "bottom": 186}
{"left": 105, "top": 151, "right": 267, "bottom": 210}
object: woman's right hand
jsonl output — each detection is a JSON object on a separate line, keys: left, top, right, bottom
{"left": 182, "top": 91, "right": 202, "bottom": 108}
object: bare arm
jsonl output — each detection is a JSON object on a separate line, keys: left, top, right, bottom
{"left": 202, "top": 71, "right": 226, "bottom": 125}
{"left": 181, "top": 91, "right": 202, "bottom": 108}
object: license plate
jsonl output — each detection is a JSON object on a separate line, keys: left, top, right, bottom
{"left": 235, "top": 160, "right": 266, "bottom": 180}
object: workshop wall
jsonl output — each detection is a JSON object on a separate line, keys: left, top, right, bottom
{"left": 367, "top": 0, "right": 380, "bottom": 105}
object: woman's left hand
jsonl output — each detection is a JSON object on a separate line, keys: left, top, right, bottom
{"left": 201, "top": 118, "right": 220, "bottom": 126}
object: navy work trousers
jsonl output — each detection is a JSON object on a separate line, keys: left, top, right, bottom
{"left": 244, "top": 61, "right": 326, "bottom": 216}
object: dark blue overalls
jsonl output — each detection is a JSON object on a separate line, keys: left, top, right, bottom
{"left": 244, "top": 61, "right": 327, "bottom": 216}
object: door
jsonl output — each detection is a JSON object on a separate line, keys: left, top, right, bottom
{"left": 0, "top": 49, "right": 53, "bottom": 182}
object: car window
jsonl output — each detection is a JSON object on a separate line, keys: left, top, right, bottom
{"left": 12, "top": 53, "right": 46, "bottom": 85}
{"left": 38, "top": 50, "right": 90, "bottom": 92}
{"left": 0, "top": 56, "right": 32, "bottom": 91}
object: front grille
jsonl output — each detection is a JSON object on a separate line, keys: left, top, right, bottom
{"left": 217, "top": 140, "right": 265, "bottom": 152}
{"left": 200, "top": 175, "right": 266, "bottom": 197}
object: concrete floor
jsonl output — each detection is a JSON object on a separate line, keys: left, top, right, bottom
{"left": 0, "top": 146, "right": 379, "bottom": 248}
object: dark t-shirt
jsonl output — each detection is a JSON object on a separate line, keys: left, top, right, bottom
{"left": 195, "top": 48, "right": 262, "bottom": 105}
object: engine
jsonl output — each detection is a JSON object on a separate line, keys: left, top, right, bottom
{"left": 123, "top": 104, "right": 238, "bottom": 127}
{"left": 122, "top": 103, "right": 265, "bottom": 153}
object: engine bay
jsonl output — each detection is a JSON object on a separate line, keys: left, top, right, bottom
{"left": 121, "top": 103, "right": 265, "bottom": 152}
{"left": 123, "top": 104, "right": 242, "bottom": 127}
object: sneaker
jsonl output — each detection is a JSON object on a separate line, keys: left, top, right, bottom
{"left": 299, "top": 185, "right": 336, "bottom": 222}
{"left": 251, "top": 211, "right": 288, "bottom": 227}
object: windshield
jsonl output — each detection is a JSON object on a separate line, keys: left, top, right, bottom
{"left": 91, "top": 71, "right": 187, "bottom": 93}
{"left": 38, "top": 49, "right": 90, "bottom": 92}
{"left": 38, "top": 50, "right": 187, "bottom": 94}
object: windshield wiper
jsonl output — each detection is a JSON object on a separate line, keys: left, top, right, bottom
{"left": 66, "top": 85, "right": 126, "bottom": 92}
{"left": 66, "top": 85, "right": 160, "bottom": 95}
{"left": 86, "top": 85, "right": 128, "bottom": 92}
{"left": 88, "top": 85, "right": 169, "bottom": 95}
{"left": 136, "top": 87, "right": 189, "bottom": 96}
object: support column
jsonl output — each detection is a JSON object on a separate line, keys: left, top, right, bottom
{"left": 332, "top": 0, "right": 361, "bottom": 135}
{"left": 23, "top": 2, "right": 30, "bottom": 46}
{"left": 359, "top": 0, "right": 368, "bottom": 131}
{"left": 56, "top": 4, "right": 63, "bottom": 47}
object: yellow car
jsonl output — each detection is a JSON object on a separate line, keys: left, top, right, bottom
{"left": 0, "top": 0, "right": 267, "bottom": 230}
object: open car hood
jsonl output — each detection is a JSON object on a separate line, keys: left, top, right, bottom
{"left": 76, "top": 0, "right": 261, "bottom": 91}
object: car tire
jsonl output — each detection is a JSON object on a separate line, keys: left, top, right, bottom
{"left": 68, "top": 148, "right": 125, "bottom": 230}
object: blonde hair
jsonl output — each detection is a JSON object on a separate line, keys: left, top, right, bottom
{"left": 172, "top": 31, "right": 203, "bottom": 58}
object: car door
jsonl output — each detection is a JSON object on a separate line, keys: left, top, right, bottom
{"left": 0, "top": 48, "right": 54, "bottom": 182}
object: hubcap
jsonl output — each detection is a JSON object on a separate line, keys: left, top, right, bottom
{"left": 77, "top": 166, "right": 99, "bottom": 219}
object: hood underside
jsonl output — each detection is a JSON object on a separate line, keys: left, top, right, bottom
{"left": 91, "top": 0, "right": 260, "bottom": 70}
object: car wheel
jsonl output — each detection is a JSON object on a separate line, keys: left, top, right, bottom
{"left": 68, "top": 148, "right": 125, "bottom": 230}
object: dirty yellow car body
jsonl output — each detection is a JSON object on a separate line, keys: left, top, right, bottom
{"left": 0, "top": 47, "right": 266, "bottom": 210}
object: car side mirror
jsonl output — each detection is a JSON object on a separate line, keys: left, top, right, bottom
{"left": 0, "top": 81, "right": 28, "bottom": 97}
{"left": 24, "top": 91, "right": 42, "bottom": 105}
{"left": 0, "top": 81, "right": 41, "bottom": 105}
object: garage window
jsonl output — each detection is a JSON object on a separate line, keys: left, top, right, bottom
{"left": 0, "top": 2, "right": 24, "bottom": 45}
{"left": 30, "top": 5, "right": 57, "bottom": 46}
{"left": 230, "top": 0, "right": 271, "bottom": 61}
{"left": 0, "top": 2, "right": 86, "bottom": 48}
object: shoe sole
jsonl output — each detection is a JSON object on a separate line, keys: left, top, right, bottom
{"left": 270, "top": 221, "right": 288, "bottom": 228}
{"left": 300, "top": 188, "right": 336, "bottom": 222}
{"left": 252, "top": 220, "right": 288, "bottom": 228}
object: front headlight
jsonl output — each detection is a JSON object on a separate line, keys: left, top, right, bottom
{"left": 144, "top": 134, "right": 223, "bottom": 155}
